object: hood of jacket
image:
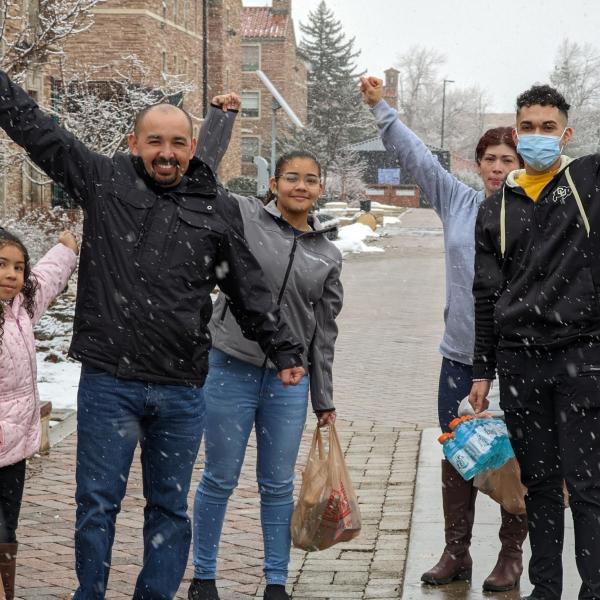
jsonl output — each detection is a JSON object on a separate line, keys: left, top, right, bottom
{"left": 505, "top": 155, "right": 575, "bottom": 188}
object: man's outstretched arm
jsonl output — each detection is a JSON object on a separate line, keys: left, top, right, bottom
{"left": 0, "top": 70, "right": 110, "bottom": 206}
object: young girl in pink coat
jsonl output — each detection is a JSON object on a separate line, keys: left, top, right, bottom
{"left": 0, "top": 228, "right": 78, "bottom": 600}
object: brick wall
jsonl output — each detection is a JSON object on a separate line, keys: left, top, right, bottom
{"left": 366, "top": 185, "right": 421, "bottom": 208}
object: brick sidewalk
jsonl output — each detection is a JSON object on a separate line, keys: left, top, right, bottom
{"left": 16, "top": 208, "right": 446, "bottom": 599}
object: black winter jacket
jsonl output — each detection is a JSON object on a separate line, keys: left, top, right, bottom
{"left": 473, "top": 155, "right": 600, "bottom": 379}
{"left": 0, "top": 71, "right": 303, "bottom": 384}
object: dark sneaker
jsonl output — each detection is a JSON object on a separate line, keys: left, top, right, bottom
{"left": 263, "top": 584, "right": 290, "bottom": 600}
{"left": 188, "top": 578, "right": 220, "bottom": 600}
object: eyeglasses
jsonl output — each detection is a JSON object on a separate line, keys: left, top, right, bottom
{"left": 277, "top": 173, "right": 321, "bottom": 187}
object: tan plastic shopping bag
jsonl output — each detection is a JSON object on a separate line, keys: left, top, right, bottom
{"left": 473, "top": 457, "right": 527, "bottom": 515}
{"left": 291, "top": 423, "right": 361, "bottom": 551}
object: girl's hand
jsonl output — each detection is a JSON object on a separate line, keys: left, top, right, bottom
{"left": 59, "top": 230, "right": 79, "bottom": 255}
{"left": 317, "top": 410, "right": 336, "bottom": 428}
{"left": 211, "top": 93, "right": 242, "bottom": 112}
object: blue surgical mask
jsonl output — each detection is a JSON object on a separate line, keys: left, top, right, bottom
{"left": 516, "top": 129, "right": 567, "bottom": 172}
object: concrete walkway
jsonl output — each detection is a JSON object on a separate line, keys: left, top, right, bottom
{"left": 15, "top": 209, "right": 581, "bottom": 599}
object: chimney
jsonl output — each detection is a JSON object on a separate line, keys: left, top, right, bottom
{"left": 272, "top": 0, "right": 290, "bottom": 15}
{"left": 384, "top": 67, "right": 399, "bottom": 111}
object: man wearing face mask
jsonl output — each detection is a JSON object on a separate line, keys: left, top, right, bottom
{"left": 469, "top": 84, "right": 600, "bottom": 600}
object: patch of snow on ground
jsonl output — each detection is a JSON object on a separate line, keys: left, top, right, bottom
{"left": 383, "top": 216, "right": 401, "bottom": 226}
{"left": 334, "top": 223, "right": 385, "bottom": 255}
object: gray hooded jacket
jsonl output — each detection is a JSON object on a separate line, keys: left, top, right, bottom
{"left": 209, "top": 198, "right": 343, "bottom": 412}
{"left": 372, "top": 100, "right": 484, "bottom": 365}
{"left": 196, "top": 105, "right": 343, "bottom": 411}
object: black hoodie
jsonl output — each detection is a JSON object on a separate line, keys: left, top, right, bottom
{"left": 473, "top": 155, "right": 600, "bottom": 379}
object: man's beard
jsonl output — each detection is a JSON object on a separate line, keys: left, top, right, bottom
{"left": 151, "top": 158, "right": 181, "bottom": 186}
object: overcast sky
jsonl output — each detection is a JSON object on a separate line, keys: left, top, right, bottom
{"left": 243, "top": 0, "right": 600, "bottom": 112}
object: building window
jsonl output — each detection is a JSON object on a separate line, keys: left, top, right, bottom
{"left": 174, "top": 0, "right": 179, "bottom": 22}
{"left": 242, "top": 45, "right": 260, "bottom": 72}
{"left": 173, "top": 54, "right": 178, "bottom": 73}
{"left": 162, "top": 51, "right": 167, "bottom": 73}
{"left": 241, "top": 137, "right": 260, "bottom": 163}
{"left": 241, "top": 91, "right": 260, "bottom": 118}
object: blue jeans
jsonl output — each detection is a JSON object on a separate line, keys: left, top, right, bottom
{"left": 438, "top": 357, "right": 473, "bottom": 432}
{"left": 192, "top": 349, "right": 308, "bottom": 586}
{"left": 74, "top": 365, "right": 205, "bottom": 600}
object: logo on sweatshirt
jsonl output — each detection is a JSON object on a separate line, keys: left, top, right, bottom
{"left": 550, "top": 186, "right": 572, "bottom": 204}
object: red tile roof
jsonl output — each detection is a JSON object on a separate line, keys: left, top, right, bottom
{"left": 242, "top": 7, "right": 289, "bottom": 39}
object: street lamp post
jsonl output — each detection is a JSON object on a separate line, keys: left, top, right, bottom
{"left": 440, "top": 78, "right": 454, "bottom": 149}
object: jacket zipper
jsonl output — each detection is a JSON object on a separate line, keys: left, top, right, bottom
{"left": 277, "top": 236, "right": 299, "bottom": 305}
{"left": 262, "top": 235, "right": 300, "bottom": 368}
{"left": 219, "top": 300, "right": 229, "bottom": 322}
{"left": 134, "top": 208, "right": 153, "bottom": 249}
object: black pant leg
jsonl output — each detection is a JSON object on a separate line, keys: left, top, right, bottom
{"left": 556, "top": 351, "right": 600, "bottom": 600}
{"left": 499, "top": 350, "right": 564, "bottom": 600}
{"left": 0, "top": 459, "right": 26, "bottom": 544}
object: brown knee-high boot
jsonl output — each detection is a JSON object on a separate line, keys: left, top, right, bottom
{"left": 421, "top": 460, "right": 477, "bottom": 585}
{"left": 482, "top": 508, "right": 527, "bottom": 592}
{"left": 0, "top": 543, "right": 17, "bottom": 600}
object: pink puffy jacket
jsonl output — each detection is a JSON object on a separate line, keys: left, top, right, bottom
{"left": 0, "top": 243, "right": 77, "bottom": 468}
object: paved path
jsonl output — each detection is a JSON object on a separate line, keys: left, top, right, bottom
{"left": 17, "top": 209, "right": 447, "bottom": 599}
{"left": 333, "top": 208, "right": 444, "bottom": 426}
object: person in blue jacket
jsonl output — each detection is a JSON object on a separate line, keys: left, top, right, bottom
{"left": 361, "top": 76, "right": 526, "bottom": 592}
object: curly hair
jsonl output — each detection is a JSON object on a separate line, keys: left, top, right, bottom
{"left": 0, "top": 229, "right": 38, "bottom": 351}
{"left": 516, "top": 84, "right": 571, "bottom": 120}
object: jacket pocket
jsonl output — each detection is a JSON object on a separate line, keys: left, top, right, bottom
{"left": 168, "top": 205, "right": 224, "bottom": 270}
{"left": 542, "top": 266, "right": 597, "bottom": 325}
{"left": 444, "top": 283, "right": 475, "bottom": 350}
{"left": 562, "top": 365, "right": 600, "bottom": 410}
{"left": 496, "top": 353, "right": 530, "bottom": 411}
{"left": 112, "top": 185, "right": 155, "bottom": 209}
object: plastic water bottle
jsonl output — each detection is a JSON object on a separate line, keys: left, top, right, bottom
{"left": 453, "top": 420, "right": 494, "bottom": 467}
{"left": 439, "top": 433, "right": 478, "bottom": 480}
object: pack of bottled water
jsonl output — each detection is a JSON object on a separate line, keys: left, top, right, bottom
{"left": 438, "top": 416, "right": 515, "bottom": 480}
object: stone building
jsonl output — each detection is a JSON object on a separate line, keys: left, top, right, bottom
{"left": 0, "top": 0, "right": 243, "bottom": 218}
{"left": 239, "top": 0, "right": 308, "bottom": 177}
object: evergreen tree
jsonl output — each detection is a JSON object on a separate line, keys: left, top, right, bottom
{"left": 288, "top": 1, "right": 373, "bottom": 185}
